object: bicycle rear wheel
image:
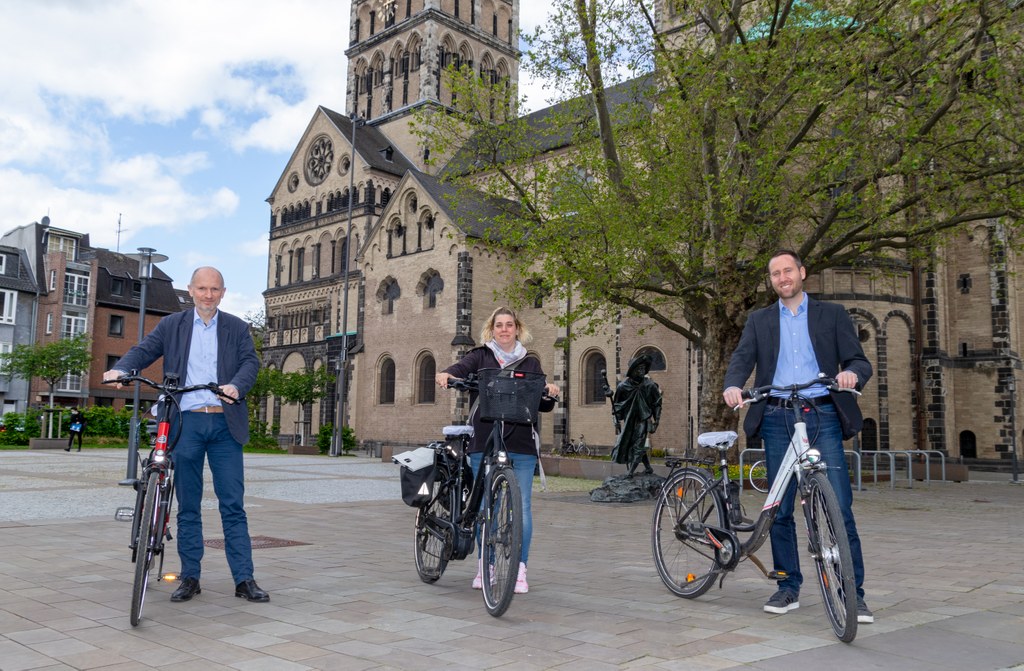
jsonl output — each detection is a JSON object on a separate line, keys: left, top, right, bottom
{"left": 130, "top": 470, "right": 161, "bottom": 626}
{"left": 651, "top": 468, "right": 724, "bottom": 598}
{"left": 481, "top": 467, "right": 522, "bottom": 617}
{"left": 748, "top": 460, "right": 769, "bottom": 493}
{"left": 805, "top": 470, "right": 857, "bottom": 642}
{"left": 414, "top": 465, "right": 451, "bottom": 583}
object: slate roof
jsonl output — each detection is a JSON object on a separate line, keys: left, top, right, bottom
{"left": 321, "top": 106, "right": 419, "bottom": 177}
{"left": 85, "top": 248, "right": 183, "bottom": 314}
{"left": 411, "top": 170, "right": 522, "bottom": 240}
{"left": 0, "top": 245, "right": 40, "bottom": 294}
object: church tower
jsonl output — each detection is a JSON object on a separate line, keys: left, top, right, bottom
{"left": 345, "top": 0, "right": 520, "bottom": 171}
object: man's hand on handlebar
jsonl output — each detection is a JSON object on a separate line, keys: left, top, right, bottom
{"left": 218, "top": 384, "right": 240, "bottom": 404}
{"left": 723, "top": 386, "right": 744, "bottom": 410}
{"left": 103, "top": 369, "right": 129, "bottom": 389}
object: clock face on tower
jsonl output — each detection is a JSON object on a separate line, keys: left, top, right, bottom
{"left": 305, "top": 136, "right": 334, "bottom": 185}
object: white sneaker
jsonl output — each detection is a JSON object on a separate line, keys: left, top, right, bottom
{"left": 514, "top": 562, "right": 528, "bottom": 594}
{"left": 472, "top": 559, "right": 483, "bottom": 590}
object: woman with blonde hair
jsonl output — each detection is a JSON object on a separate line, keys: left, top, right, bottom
{"left": 436, "top": 307, "right": 560, "bottom": 594}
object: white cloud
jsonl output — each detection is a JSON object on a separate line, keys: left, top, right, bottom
{"left": 239, "top": 233, "right": 271, "bottom": 257}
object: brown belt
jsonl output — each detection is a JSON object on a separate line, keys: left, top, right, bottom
{"left": 188, "top": 405, "right": 224, "bottom": 414}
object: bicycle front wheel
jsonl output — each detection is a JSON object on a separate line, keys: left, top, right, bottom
{"left": 130, "top": 470, "right": 161, "bottom": 626}
{"left": 748, "top": 460, "right": 769, "bottom": 493}
{"left": 651, "top": 468, "right": 724, "bottom": 598}
{"left": 481, "top": 467, "right": 522, "bottom": 617}
{"left": 805, "top": 470, "right": 858, "bottom": 642}
{"left": 414, "top": 465, "right": 451, "bottom": 583}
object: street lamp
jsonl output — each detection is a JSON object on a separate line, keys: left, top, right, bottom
{"left": 1009, "top": 373, "right": 1020, "bottom": 484}
{"left": 331, "top": 113, "right": 363, "bottom": 456}
{"left": 120, "top": 247, "right": 168, "bottom": 484}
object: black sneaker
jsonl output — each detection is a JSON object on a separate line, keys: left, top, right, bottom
{"left": 763, "top": 590, "right": 800, "bottom": 614}
{"left": 857, "top": 597, "right": 874, "bottom": 623}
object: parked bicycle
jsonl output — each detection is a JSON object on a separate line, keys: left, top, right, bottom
{"left": 404, "top": 368, "right": 549, "bottom": 617}
{"left": 558, "top": 434, "right": 591, "bottom": 457}
{"left": 108, "top": 372, "right": 238, "bottom": 626}
{"left": 651, "top": 376, "right": 859, "bottom": 642}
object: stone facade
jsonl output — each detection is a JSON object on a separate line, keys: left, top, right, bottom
{"left": 260, "top": 0, "right": 1023, "bottom": 464}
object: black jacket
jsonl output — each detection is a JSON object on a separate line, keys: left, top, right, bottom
{"left": 443, "top": 347, "right": 555, "bottom": 455}
{"left": 723, "top": 297, "right": 872, "bottom": 440}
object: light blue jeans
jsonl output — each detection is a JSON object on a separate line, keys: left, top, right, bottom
{"left": 469, "top": 452, "right": 536, "bottom": 564}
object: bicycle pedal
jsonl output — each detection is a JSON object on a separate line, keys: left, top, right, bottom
{"left": 767, "top": 570, "right": 788, "bottom": 581}
{"left": 166, "top": 529, "right": 173, "bottom": 541}
{"left": 115, "top": 507, "right": 135, "bottom": 522}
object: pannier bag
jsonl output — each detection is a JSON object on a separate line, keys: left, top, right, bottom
{"left": 394, "top": 446, "right": 437, "bottom": 507}
{"left": 477, "top": 368, "right": 546, "bottom": 425}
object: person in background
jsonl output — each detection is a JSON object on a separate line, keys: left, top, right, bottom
{"left": 65, "top": 407, "right": 86, "bottom": 452}
{"left": 103, "top": 267, "right": 268, "bottom": 604}
{"left": 435, "top": 306, "right": 560, "bottom": 594}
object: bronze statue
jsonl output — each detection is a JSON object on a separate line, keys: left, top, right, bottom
{"left": 608, "top": 354, "right": 663, "bottom": 477}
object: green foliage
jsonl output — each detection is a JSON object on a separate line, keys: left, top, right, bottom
{"left": 76, "top": 406, "right": 132, "bottom": 438}
{"left": 278, "top": 367, "right": 334, "bottom": 406}
{"left": 415, "top": 0, "right": 1024, "bottom": 434}
{"left": 0, "top": 334, "right": 92, "bottom": 407}
{"left": 0, "top": 412, "right": 41, "bottom": 445}
{"left": 245, "top": 419, "right": 280, "bottom": 450}
{"left": 341, "top": 425, "right": 357, "bottom": 456}
{"left": 317, "top": 423, "right": 333, "bottom": 454}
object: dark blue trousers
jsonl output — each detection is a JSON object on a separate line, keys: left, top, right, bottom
{"left": 761, "top": 402, "right": 866, "bottom": 598}
{"left": 173, "top": 412, "right": 254, "bottom": 584}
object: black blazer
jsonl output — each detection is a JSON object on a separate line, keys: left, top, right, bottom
{"left": 114, "top": 309, "right": 259, "bottom": 446}
{"left": 723, "top": 297, "right": 872, "bottom": 440}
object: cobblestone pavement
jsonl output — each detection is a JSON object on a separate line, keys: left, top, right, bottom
{"left": 1, "top": 449, "right": 1023, "bottom": 670}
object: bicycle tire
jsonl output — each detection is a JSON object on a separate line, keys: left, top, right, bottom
{"left": 651, "top": 468, "right": 724, "bottom": 598}
{"left": 481, "top": 467, "right": 522, "bottom": 617}
{"left": 130, "top": 470, "right": 161, "bottom": 626}
{"left": 749, "top": 460, "right": 769, "bottom": 493}
{"left": 579, "top": 442, "right": 592, "bottom": 457}
{"left": 413, "top": 465, "right": 452, "bottom": 583}
{"left": 805, "top": 470, "right": 858, "bottom": 642}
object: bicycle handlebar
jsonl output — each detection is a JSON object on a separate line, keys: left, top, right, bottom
{"left": 737, "top": 375, "right": 860, "bottom": 407}
{"left": 103, "top": 373, "right": 243, "bottom": 403}
{"left": 446, "top": 374, "right": 558, "bottom": 402}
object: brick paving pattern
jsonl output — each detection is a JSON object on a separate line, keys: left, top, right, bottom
{"left": 1, "top": 450, "right": 1023, "bottom": 670}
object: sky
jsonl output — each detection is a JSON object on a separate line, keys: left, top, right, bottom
{"left": 0, "top": 0, "right": 557, "bottom": 320}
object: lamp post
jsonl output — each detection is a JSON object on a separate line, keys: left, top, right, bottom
{"left": 120, "top": 247, "right": 168, "bottom": 484}
{"left": 1009, "top": 372, "right": 1020, "bottom": 484}
{"left": 331, "top": 113, "right": 363, "bottom": 456}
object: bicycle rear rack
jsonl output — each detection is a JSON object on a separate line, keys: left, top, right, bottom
{"left": 115, "top": 507, "right": 135, "bottom": 522}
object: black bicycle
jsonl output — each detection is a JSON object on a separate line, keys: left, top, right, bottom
{"left": 651, "top": 377, "right": 859, "bottom": 642}
{"left": 108, "top": 373, "right": 237, "bottom": 626}
{"left": 408, "top": 368, "right": 547, "bottom": 617}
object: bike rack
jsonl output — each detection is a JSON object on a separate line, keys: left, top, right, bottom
{"left": 739, "top": 448, "right": 863, "bottom": 492}
{"left": 860, "top": 450, "right": 912, "bottom": 488}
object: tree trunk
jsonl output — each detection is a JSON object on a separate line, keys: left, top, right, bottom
{"left": 697, "top": 317, "right": 745, "bottom": 440}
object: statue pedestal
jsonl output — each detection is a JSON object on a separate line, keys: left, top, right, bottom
{"left": 589, "top": 472, "right": 664, "bottom": 503}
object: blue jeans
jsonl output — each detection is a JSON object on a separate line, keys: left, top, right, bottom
{"left": 760, "top": 402, "right": 865, "bottom": 598}
{"left": 173, "top": 412, "right": 254, "bottom": 584}
{"left": 469, "top": 452, "right": 536, "bottom": 564}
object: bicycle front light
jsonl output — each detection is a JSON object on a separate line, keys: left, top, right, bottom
{"left": 152, "top": 450, "right": 166, "bottom": 463}
{"left": 801, "top": 449, "right": 822, "bottom": 465}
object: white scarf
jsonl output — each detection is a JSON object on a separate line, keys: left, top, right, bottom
{"left": 486, "top": 339, "right": 527, "bottom": 368}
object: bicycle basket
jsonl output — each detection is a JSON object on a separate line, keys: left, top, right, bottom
{"left": 476, "top": 368, "right": 546, "bottom": 425}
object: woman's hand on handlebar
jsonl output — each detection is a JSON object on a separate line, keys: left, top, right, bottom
{"left": 435, "top": 372, "right": 453, "bottom": 389}
{"left": 544, "top": 383, "right": 560, "bottom": 400}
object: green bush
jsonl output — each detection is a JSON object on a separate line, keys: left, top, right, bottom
{"left": 245, "top": 419, "right": 280, "bottom": 450}
{"left": 317, "top": 423, "right": 334, "bottom": 454}
{"left": 341, "top": 425, "right": 357, "bottom": 455}
{"left": 0, "top": 412, "right": 40, "bottom": 445}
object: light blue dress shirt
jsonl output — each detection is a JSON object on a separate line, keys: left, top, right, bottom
{"left": 772, "top": 293, "right": 827, "bottom": 398}
{"left": 181, "top": 309, "right": 221, "bottom": 411}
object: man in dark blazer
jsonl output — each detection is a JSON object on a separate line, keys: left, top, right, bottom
{"left": 723, "top": 250, "right": 874, "bottom": 623}
{"left": 104, "top": 267, "right": 268, "bottom": 603}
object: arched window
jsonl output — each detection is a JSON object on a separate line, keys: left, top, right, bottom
{"left": 417, "top": 354, "right": 436, "bottom": 404}
{"left": 418, "top": 270, "right": 444, "bottom": 309}
{"left": 633, "top": 346, "right": 667, "bottom": 372}
{"left": 377, "top": 277, "right": 401, "bottom": 314}
{"left": 860, "top": 418, "right": 878, "bottom": 451}
{"left": 583, "top": 351, "right": 609, "bottom": 405}
{"left": 959, "top": 430, "right": 977, "bottom": 459}
{"left": 379, "top": 357, "right": 396, "bottom": 404}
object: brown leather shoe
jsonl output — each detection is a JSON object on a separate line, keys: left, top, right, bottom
{"left": 170, "top": 577, "right": 201, "bottom": 602}
{"left": 234, "top": 579, "right": 270, "bottom": 603}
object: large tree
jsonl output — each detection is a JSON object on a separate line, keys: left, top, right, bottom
{"left": 417, "top": 0, "right": 1024, "bottom": 433}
